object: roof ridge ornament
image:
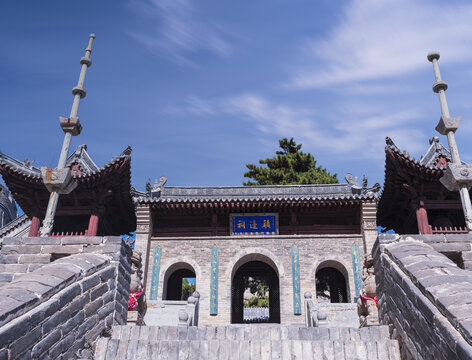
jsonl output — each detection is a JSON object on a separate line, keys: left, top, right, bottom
{"left": 427, "top": 51, "right": 472, "bottom": 232}
{"left": 40, "top": 34, "right": 96, "bottom": 237}
{"left": 345, "top": 173, "right": 380, "bottom": 198}
{"left": 121, "top": 146, "right": 132, "bottom": 156}
{"left": 23, "top": 157, "right": 34, "bottom": 168}
{"left": 146, "top": 176, "right": 167, "bottom": 197}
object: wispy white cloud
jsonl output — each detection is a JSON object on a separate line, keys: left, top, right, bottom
{"left": 170, "top": 94, "right": 426, "bottom": 160}
{"left": 289, "top": 0, "right": 472, "bottom": 88}
{"left": 131, "top": 0, "right": 232, "bottom": 65}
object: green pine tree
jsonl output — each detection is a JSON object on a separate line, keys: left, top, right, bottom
{"left": 243, "top": 138, "right": 338, "bottom": 185}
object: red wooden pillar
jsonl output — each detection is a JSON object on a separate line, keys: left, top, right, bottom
{"left": 416, "top": 201, "right": 432, "bottom": 234}
{"left": 291, "top": 211, "right": 298, "bottom": 235}
{"left": 211, "top": 213, "right": 218, "bottom": 236}
{"left": 87, "top": 214, "right": 99, "bottom": 236}
{"left": 28, "top": 216, "right": 41, "bottom": 237}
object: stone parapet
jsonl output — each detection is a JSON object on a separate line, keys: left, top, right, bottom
{"left": 0, "top": 236, "right": 129, "bottom": 284}
{"left": 0, "top": 250, "right": 131, "bottom": 359}
{"left": 373, "top": 234, "right": 472, "bottom": 359}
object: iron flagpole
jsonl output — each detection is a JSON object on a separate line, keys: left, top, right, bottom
{"left": 427, "top": 51, "right": 472, "bottom": 233}
{"left": 40, "top": 34, "right": 95, "bottom": 237}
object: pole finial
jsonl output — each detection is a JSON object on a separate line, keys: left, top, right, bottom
{"left": 427, "top": 51, "right": 440, "bottom": 62}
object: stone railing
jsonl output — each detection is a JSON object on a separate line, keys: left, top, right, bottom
{"left": 374, "top": 234, "right": 472, "bottom": 359}
{"left": 304, "top": 292, "right": 327, "bottom": 327}
{"left": 0, "top": 251, "right": 131, "bottom": 359}
{"left": 178, "top": 291, "right": 200, "bottom": 326}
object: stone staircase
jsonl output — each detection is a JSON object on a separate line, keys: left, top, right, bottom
{"left": 94, "top": 324, "right": 400, "bottom": 359}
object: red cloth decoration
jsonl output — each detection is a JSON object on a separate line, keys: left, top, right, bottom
{"left": 128, "top": 289, "right": 142, "bottom": 310}
{"left": 359, "top": 291, "right": 377, "bottom": 305}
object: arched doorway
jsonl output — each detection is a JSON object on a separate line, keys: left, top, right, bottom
{"left": 315, "top": 265, "right": 348, "bottom": 303}
{"left": 163, "top": 263, "right": 196, "bottom": 301}
{"left": 231, "top": 259, "right": 280, "bottom": 324}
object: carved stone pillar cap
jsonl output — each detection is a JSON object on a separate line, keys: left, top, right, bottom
{"left": 41, "top": 167, "right": 78, "bottom": 194}
{"left": 188, "top": 296, "right": 196, "bottom": 304}
{"left": 304, "top": 292, "right": 312, "bottom": 299}
{"left": 60, "top": 116, "right": 82, "bottom": 136}
{"left": 317, "top": 311, "right": 327, "bottom": 321}
{"left": 436, "top": 115, "right": 460, "bottom": 135}
{"left": 192, "top": 291, "right": 200, "bottom": 299}
{"left": 440, "top": 163, "right": 472, "bottom": 191}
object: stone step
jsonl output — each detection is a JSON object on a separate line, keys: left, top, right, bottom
{"left": 94, "top": 338, "right": 401, "bottom": 360}
{"left": 109, "top": 325, "right": 391, "bottom": 342}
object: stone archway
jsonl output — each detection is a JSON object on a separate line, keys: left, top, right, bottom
{"left": 230, "top": 255, "right": 280, "bottom": 324}
{"left": 162, "top": 262, "right": 196, "bottom": 301}
{"left": 315, "top": 260, "right": 349, "bottom": 303}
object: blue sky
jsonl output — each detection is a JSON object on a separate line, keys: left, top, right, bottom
{"left": 2, "top": 0, "right": 472, "bottom": 198}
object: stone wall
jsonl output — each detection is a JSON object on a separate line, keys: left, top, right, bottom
{"left": 399, "top": 233, "right": 472, "bottom": 270}
{"left": 146, "top": 234, "right": 362, "bottom": 325}
{"left": 374, "top": 234, "right": 472, "bottom": 360}
{"left": 0, "top": 251, "right": 131, "bottom": 359}
{"left": 0, "top": 236, "right": 127, "bottom": 284}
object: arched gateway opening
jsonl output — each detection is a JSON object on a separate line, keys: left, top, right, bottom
{"left": 315, "top": 261, "right": 349, "bottom": 303}
{"left": 231, "top": 258, "right": 280, "bottom": 324}
{"left": 163, "top": 263, "right": 196, "bottom": 301}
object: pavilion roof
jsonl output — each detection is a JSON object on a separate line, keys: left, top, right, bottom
{"left": 0, "top": 145, "right": 136, "bottom": 235}
{"left": 377, "top": 136, "right": 465, "bottom": 231}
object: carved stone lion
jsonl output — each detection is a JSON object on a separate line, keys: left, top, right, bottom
{"left": 357, "top": 254, "right": 379, "bottom": 327}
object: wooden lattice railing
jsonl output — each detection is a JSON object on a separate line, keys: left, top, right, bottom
{"left": 50, "top": 230, "right": 89, "bottom": 237}
{"left": 430, "top": 225, "right": 468, "bottom": 234}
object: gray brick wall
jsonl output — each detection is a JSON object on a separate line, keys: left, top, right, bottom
{"left": 147, "top": 234, "right": 362, "bottom": 325}
{"left": 0, "top": 236, "right": 128, "bottom": 284}
{"left": 373, "top": 234, "right": 472, "bottom": 360}
{"left": 0, "top": 246, "right": 131, "bottom": 359}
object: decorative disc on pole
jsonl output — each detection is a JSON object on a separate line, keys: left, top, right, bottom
{"left": 427, "top": 51, "right": 472, "bottom": 232}
{"left": 40, "top": 34, "right": 96, "bottom": 237}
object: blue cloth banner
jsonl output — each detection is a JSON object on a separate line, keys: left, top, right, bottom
{"left": 230, "top": 213, "right": 278, "bottom": 235}
{"left": 210, "top": 246, "right": 219, "bottom": 315}
{"left": 291, "top": 245, "right": 302, "bottom": 315}
{"left": 351, "top": 244, "right": 363, "bottom": 302}
{"left": 149, "top": 247, "right": 161, "bottom": 300}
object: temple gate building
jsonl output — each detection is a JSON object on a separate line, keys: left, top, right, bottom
{"left": 132, "top": 176, "right": 380, "bottom": 325}
{"left": 378, "top": 136, "right": 470, "bottom": 235}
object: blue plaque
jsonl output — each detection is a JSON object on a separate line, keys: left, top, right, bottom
{"left": 230, "top": 213, "right": 278, "bottom": 235}
{"left": 351, "top": 244, "right": 363, "bottom": 302}
{"left": 291, "top": 245, "right": 302, "bottom": 315}
{"left": 149, "top": 247, "right": 161, "bottom": 300}
{"left": 210, "top": 246, "right": 219, "bottom": 315}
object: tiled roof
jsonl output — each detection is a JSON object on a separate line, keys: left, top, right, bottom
{"left": 132, "top": 175, "right": 381, "bottom": 204}
{"left": 418, "top": 136, "right": 452, "bottom": 167}
{"left": 0, "top": 145, "right": 132, "bottom": 182}
{"left": 0, "top": 214, "right": 30, "bottom": 239}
